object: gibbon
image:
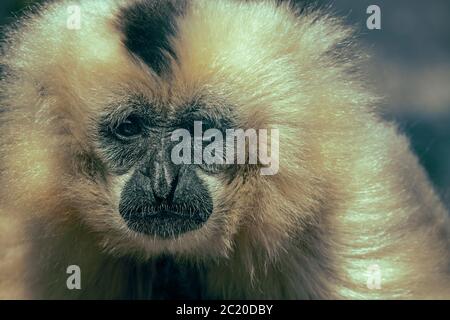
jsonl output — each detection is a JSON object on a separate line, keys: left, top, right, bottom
{"left": 0, "top": 0, "right": 449, "bottom": 299}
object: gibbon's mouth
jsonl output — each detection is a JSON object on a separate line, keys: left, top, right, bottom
{"left": 119, "top": 205, "right": 211, "bottom": 239}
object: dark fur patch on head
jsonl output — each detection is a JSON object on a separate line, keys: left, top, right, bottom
{"left": 115, "top": 0, "right": 188, "bottom": 76}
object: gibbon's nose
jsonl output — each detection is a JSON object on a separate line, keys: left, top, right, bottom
{"left": 139, "top": 151, "right": 179, "bottom": 203}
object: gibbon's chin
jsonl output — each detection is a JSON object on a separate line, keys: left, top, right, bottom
{"left": 109, "top": 213, "right": 231, "bottom": 259}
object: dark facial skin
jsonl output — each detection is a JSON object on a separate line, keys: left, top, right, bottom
{"left": 97, "top": 96, "right": 234, "bottom": 239}
{"left": 119, "top": 165, "right": 213, "bottom": 239}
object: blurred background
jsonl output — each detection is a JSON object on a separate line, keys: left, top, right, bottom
{"left": 329, "top": 0, "right": 450, "bottom": 208}
{"left": 1, "top": 0, "right": 449, "bottom": 207}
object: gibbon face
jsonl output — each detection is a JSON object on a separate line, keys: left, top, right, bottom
{"left": 1, "top": 0, "right": 362, "bottom": 261}
{"left": 101, "top": 97, "right": 217, "bottom": 237}
{"left": 66, "top": 0, "right": 271, "bottom": 258}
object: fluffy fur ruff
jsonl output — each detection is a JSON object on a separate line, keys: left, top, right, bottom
{"left": 0, "top": 0, "right": 449, "bottom": 299}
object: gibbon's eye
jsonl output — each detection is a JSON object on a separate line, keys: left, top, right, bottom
{"left": 114, "top": 115, "right": 144, "bottom": 140}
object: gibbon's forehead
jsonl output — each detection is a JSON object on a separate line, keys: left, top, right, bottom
{"left": 110, "top": 0, "right": 297, "bottom": 121}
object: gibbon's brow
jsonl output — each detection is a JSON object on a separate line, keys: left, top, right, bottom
{"left": 101, "top": 100, "right": 235, "bottom": 133}
{"left": 177, "top": 102, "right": 237, "bottom": 131}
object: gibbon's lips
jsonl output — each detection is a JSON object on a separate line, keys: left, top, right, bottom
{"left": 120, "top": 206, "right": 210, "bottom": 239}
{"left": 119, "top": 199, "right": 213, "bottom": 239}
